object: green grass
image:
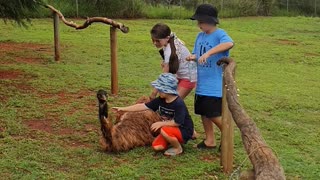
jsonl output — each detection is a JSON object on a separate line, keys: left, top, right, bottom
{"left": 0, "top": 17, "right": 320, "bottom": 179}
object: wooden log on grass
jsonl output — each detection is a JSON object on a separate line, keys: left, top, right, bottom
{"left": 217, "top": 57, "right": 285, "bottom": 180}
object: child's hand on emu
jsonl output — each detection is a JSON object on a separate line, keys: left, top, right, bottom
{"left": 111, "top": 107, "right": 124, "bottom": 113}
{"left": 150, "top": 122, "right": 163, "bottom": 132}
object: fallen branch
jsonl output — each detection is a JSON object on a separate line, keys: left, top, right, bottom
{"left": 217, "top": 57, "right": 285, "bottom": 180}
{"left": 39, "top": 3, "right": 129, "bottom": 33}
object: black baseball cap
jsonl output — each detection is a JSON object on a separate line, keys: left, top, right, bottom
{"left": 191, "top": 4, "right": 219, "bottom": 24}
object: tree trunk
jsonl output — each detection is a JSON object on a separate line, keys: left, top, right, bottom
{"left": 217, "top": 57, "right": 285, "bottom": 180}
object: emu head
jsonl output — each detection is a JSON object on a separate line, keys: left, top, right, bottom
{"left": 97, "top": 89, "right": 108, "bottom": 120}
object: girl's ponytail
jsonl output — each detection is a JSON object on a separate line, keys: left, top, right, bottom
{"left": 168, "top": 35, "right": 179, "bottom": 74}
{"left": 151, "top": 23, "right": 179, "bottom": 74}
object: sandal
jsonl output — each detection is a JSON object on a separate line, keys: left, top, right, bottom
{"left": 164, "top": 148, "right": 183, "bottom": 156}
{"left": 196, "top": 140, "right": 217, "bottom": 149}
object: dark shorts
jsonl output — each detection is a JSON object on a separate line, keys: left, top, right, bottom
{"left": 194, "top": 94, "right": 222, "bottom": 118}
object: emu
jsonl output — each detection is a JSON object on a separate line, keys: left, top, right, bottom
{"left": 97, "top": 90, "right": 161, "bottom": 152}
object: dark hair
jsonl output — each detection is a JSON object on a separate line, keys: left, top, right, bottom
{"left": 151, "top": 23, "right": 179, "bottom": 74}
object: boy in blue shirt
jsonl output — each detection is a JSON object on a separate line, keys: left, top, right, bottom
{"left": 187, "top": 4, "right": 234, "bottom": 149}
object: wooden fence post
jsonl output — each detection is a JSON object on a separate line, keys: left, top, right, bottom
{"left": 217, "top": 57, "right": 285, "bottom": 179}
{"left": 110, "top": 26, "right": 118, "bottom": 95}
{"left": 53, "top": 12, "right": 60, "bottom": 61}
{"left": 221, "top": 72, "right": 234, "bottom": 173}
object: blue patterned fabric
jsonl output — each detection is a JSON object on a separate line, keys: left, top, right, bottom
{"left": 151, "top": 73, "right": 178, "bottom": 95}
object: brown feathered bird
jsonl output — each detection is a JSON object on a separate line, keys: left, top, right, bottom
{"left": 97, "top": 90, "right": 161, "bottom": 152}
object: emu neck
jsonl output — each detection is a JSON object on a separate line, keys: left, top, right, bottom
{"left": 99, "top": 101, "right": 108, "bottom": 119}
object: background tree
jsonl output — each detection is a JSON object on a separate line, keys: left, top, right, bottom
{"left": 0, "top": 0, "right": 44, "bottom": 26}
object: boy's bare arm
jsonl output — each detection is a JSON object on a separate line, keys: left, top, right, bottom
{"left": 199, "top": 42, "right": 234, "bottom": 64}
{"left": 112, "top": 103, "right": 148, "bottom": 112}
{"left": 150, "top": 120, "right": 179, "bottom": 132}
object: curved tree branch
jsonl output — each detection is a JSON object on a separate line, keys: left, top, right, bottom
{"left": 40, "top": 3, "right": 129, "bottom": 33}
{"left": 217, "top": 57, "right": 285, "bottom": 180}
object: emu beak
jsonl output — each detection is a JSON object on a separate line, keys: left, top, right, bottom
{"left": 101, "top": 95, "right": 107, "bottom": 101}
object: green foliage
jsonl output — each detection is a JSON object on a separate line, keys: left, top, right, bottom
{"left": 0, "top": 0, "right": 44, "bottom": 26}
{"left": 0, "top": 17, "right": 320, "bottom": 179}
{"left": 43, "top": 0, "right": 146, "bottom": 18}
{"left": 143, "top": 4, "right": 193, "bottom": 19}
{"left": 1, "top": 0, "right": 318, "bottom": 23}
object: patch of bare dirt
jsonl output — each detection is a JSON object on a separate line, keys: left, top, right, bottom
{"left": 0, "top": 42, "right": 51, "bottom": 53}
{"left": 39, "top": 90, "right": 97, "bottom": 115}
{"left": 57, "top": 127, "right": 94, "bottom": 148}
{"left": 0, "top": 42, "right": 51, "bottom": 65}
{"left": 15, "top": 57, "right": 46, "bottom": 64}
{"left": 277, "top": 39, "right": 299, "bottom": 46}
{"left": 57, "top": 127, "right": 76, "bottom": 135}
{"left": 0, "top": 127, "right": 3, "bottom": 131}
{"left": 23, "top": 119, "right": 96, "bottom": 136}
{"left": 39, "top": 90, "right": 93, "bottom": 103}
{"left": 67, "top": 140, "right": 92, "bottom": 148}
{"left": 305, "top": 53, "right": 319, "bottom": 57}
{"left": 84, "top": 124, "right": 97, "bottom": 132}
{"left": 199, "top": 154, "right": 220, "bottom": 162}
{"left": 0, "top": 70, "right": 23, "bottom": 79}
{"left": 22, "top": 89, "right": 98, "bottom": 148}
{"left": 0, "top": 70, "right": 36, "bottom": 103}
{"left": 24, "top": 120, "right": 54, "bottom": 133}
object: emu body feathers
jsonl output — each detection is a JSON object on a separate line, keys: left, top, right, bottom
{"left": 97, "top": 90, "right": 161, "bottom": 152}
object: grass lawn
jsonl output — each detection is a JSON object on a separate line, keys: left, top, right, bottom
{"left": 0, "top": 17, "right": 319, "bottom": 179}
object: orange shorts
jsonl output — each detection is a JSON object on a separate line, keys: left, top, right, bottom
{"left": 178, "top": 78, "right": 196, "bottom": 89}
{"left": 152, "top": 126, "right": 184, "bottom": 149}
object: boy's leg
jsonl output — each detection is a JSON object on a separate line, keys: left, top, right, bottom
{"left": 211, "top": 116, "right": 222, "bottom": 131}
{"left": 152, "top": 134, "right": 167, "bottom": 151}
{"left": 160, "top": 126, "right": 184, "bottom": 155}
{"left": 201, "top": 116, "right": 216, "bottom": 147}
{"left": 195, "top": 94, "right": 222, "bottom": 148}
{"left": 202, "top": 116, "right": 222, "bottom": 147}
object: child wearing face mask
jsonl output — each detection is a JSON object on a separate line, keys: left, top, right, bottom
{"left": 186, "top": 4, "right": 234, "bottom": 149}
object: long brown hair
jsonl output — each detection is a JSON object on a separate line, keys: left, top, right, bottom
{"left": 150, "top": 23, "right": 179, "bottom": 74}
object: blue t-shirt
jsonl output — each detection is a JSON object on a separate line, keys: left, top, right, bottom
{"left": 145, "top": 97, "right": 194, "bottom": 143}
{"left": 192, "top": 29, "right": 233, "bottom": 97}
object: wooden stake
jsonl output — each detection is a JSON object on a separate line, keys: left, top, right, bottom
{"left": 53, "top": 12, "right": 60, "bottom": 61}
{"left": 110, "top": 26, "right": 118, "bottom": 95}
{"left": 221, "top": 70, "right": 234, "bottom": 174}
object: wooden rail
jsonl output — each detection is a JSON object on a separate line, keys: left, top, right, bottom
{"left": 40, "top": 2, "right": 128, "bottom": 95}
